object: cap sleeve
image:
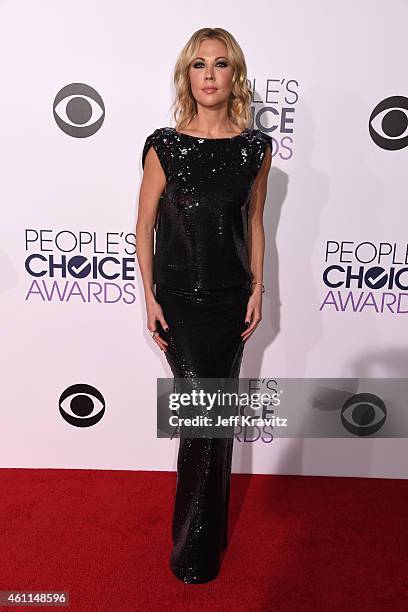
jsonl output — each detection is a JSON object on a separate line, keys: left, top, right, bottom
{"left": 141, "top": 127, "right": 170, "bottom": 180}
{"left": 253, "top": 130, "right": 273, "bottom": 173}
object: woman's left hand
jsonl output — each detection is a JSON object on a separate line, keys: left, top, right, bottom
{"left": 241, "top": 286, "right": 263, "bottom": 342}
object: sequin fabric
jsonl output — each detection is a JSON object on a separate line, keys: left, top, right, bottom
{"left": 142, "top": 126, "right": 272, "bottom": 290}
{"left": 142, "top": 126, "right": 271, "bottom": 584}
{"left": 155, "top": 283, "right": 251, "bottom": 583}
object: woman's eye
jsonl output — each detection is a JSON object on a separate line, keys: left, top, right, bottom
{"left": 192, "top": 61, "right": 229, "bottom": 69}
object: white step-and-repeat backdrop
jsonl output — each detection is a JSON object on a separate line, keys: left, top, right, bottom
{"left": 1, "top": 1, "right": 407, "bottom": 478}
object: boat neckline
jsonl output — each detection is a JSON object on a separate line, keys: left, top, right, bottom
{"left": 170, "top": 127, "right": 249, "bottom": 141}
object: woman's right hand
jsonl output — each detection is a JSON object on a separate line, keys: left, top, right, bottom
{"left": 146, "top": 297, "right": 169, "bottom": 352}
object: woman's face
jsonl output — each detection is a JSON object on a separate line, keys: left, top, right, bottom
{"left": 188, "top": 38, "right": 235, "bottom": 109}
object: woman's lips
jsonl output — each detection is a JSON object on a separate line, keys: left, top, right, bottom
{"left": 202, "top": 88, "right": 218, "bottom": 93}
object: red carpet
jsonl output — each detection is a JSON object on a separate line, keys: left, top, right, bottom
{"left": 1, "top": 468, "right": 407, "bottom": 611}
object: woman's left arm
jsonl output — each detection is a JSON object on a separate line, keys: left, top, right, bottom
{"left": 241, "top": 146, "right": 272, "bottom": 342}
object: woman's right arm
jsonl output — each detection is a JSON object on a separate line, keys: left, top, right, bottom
{"left": 135, "top": 145, "right": 169, "bottom": 351}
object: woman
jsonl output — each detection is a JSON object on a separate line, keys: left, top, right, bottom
{"left": 136, "top": 27, "right": 272, "bottom": 584}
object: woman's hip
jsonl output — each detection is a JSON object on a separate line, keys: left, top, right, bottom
{"left": 154, "top": 283, "right": 250, "bottom": 378}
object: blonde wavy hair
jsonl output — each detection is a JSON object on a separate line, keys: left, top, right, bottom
{"left": 171, "top": 27, "right": 253, "bottom": 132}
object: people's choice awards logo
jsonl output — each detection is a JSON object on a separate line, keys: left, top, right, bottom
{"left": 320, "top": 240, "right": 408, "bottom": 315}
{"left": 250, "top": 77, "right": 299, "bottom": 161}
{"left": 369, "top": 96, "right": 408, "bottom": 150}
{"left": 59, "top": 383, "right": 105, "bottom": 427}
{"left": 53, "top": 83, "right": 105, "bottom": 138}
{"left": 24, "top": 228, "right": 137, "bottom": 304}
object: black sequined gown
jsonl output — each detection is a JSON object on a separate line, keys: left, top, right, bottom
{"left": 142, "top": 126, "right": 272, "bottom": 583}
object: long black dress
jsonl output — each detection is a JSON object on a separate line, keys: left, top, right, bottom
{"left": 142, "top": 126, "right": 272, "bottom": 583}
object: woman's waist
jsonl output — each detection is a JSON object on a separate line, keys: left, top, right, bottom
{"left": 155, "top": 280, "right": 251, "bottom": 297}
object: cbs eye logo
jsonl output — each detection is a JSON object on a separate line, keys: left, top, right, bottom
{"left": 59, "top": 383, "right": 105, "bottom": 427}
{"left": 53, "top": 83, "right": 105, "bottom": 138}
{"left": 341, "top": 392, "right": 386, "bottom": 436}
{"left": 369, "top": 95, "right": 408, "bottom": 150}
